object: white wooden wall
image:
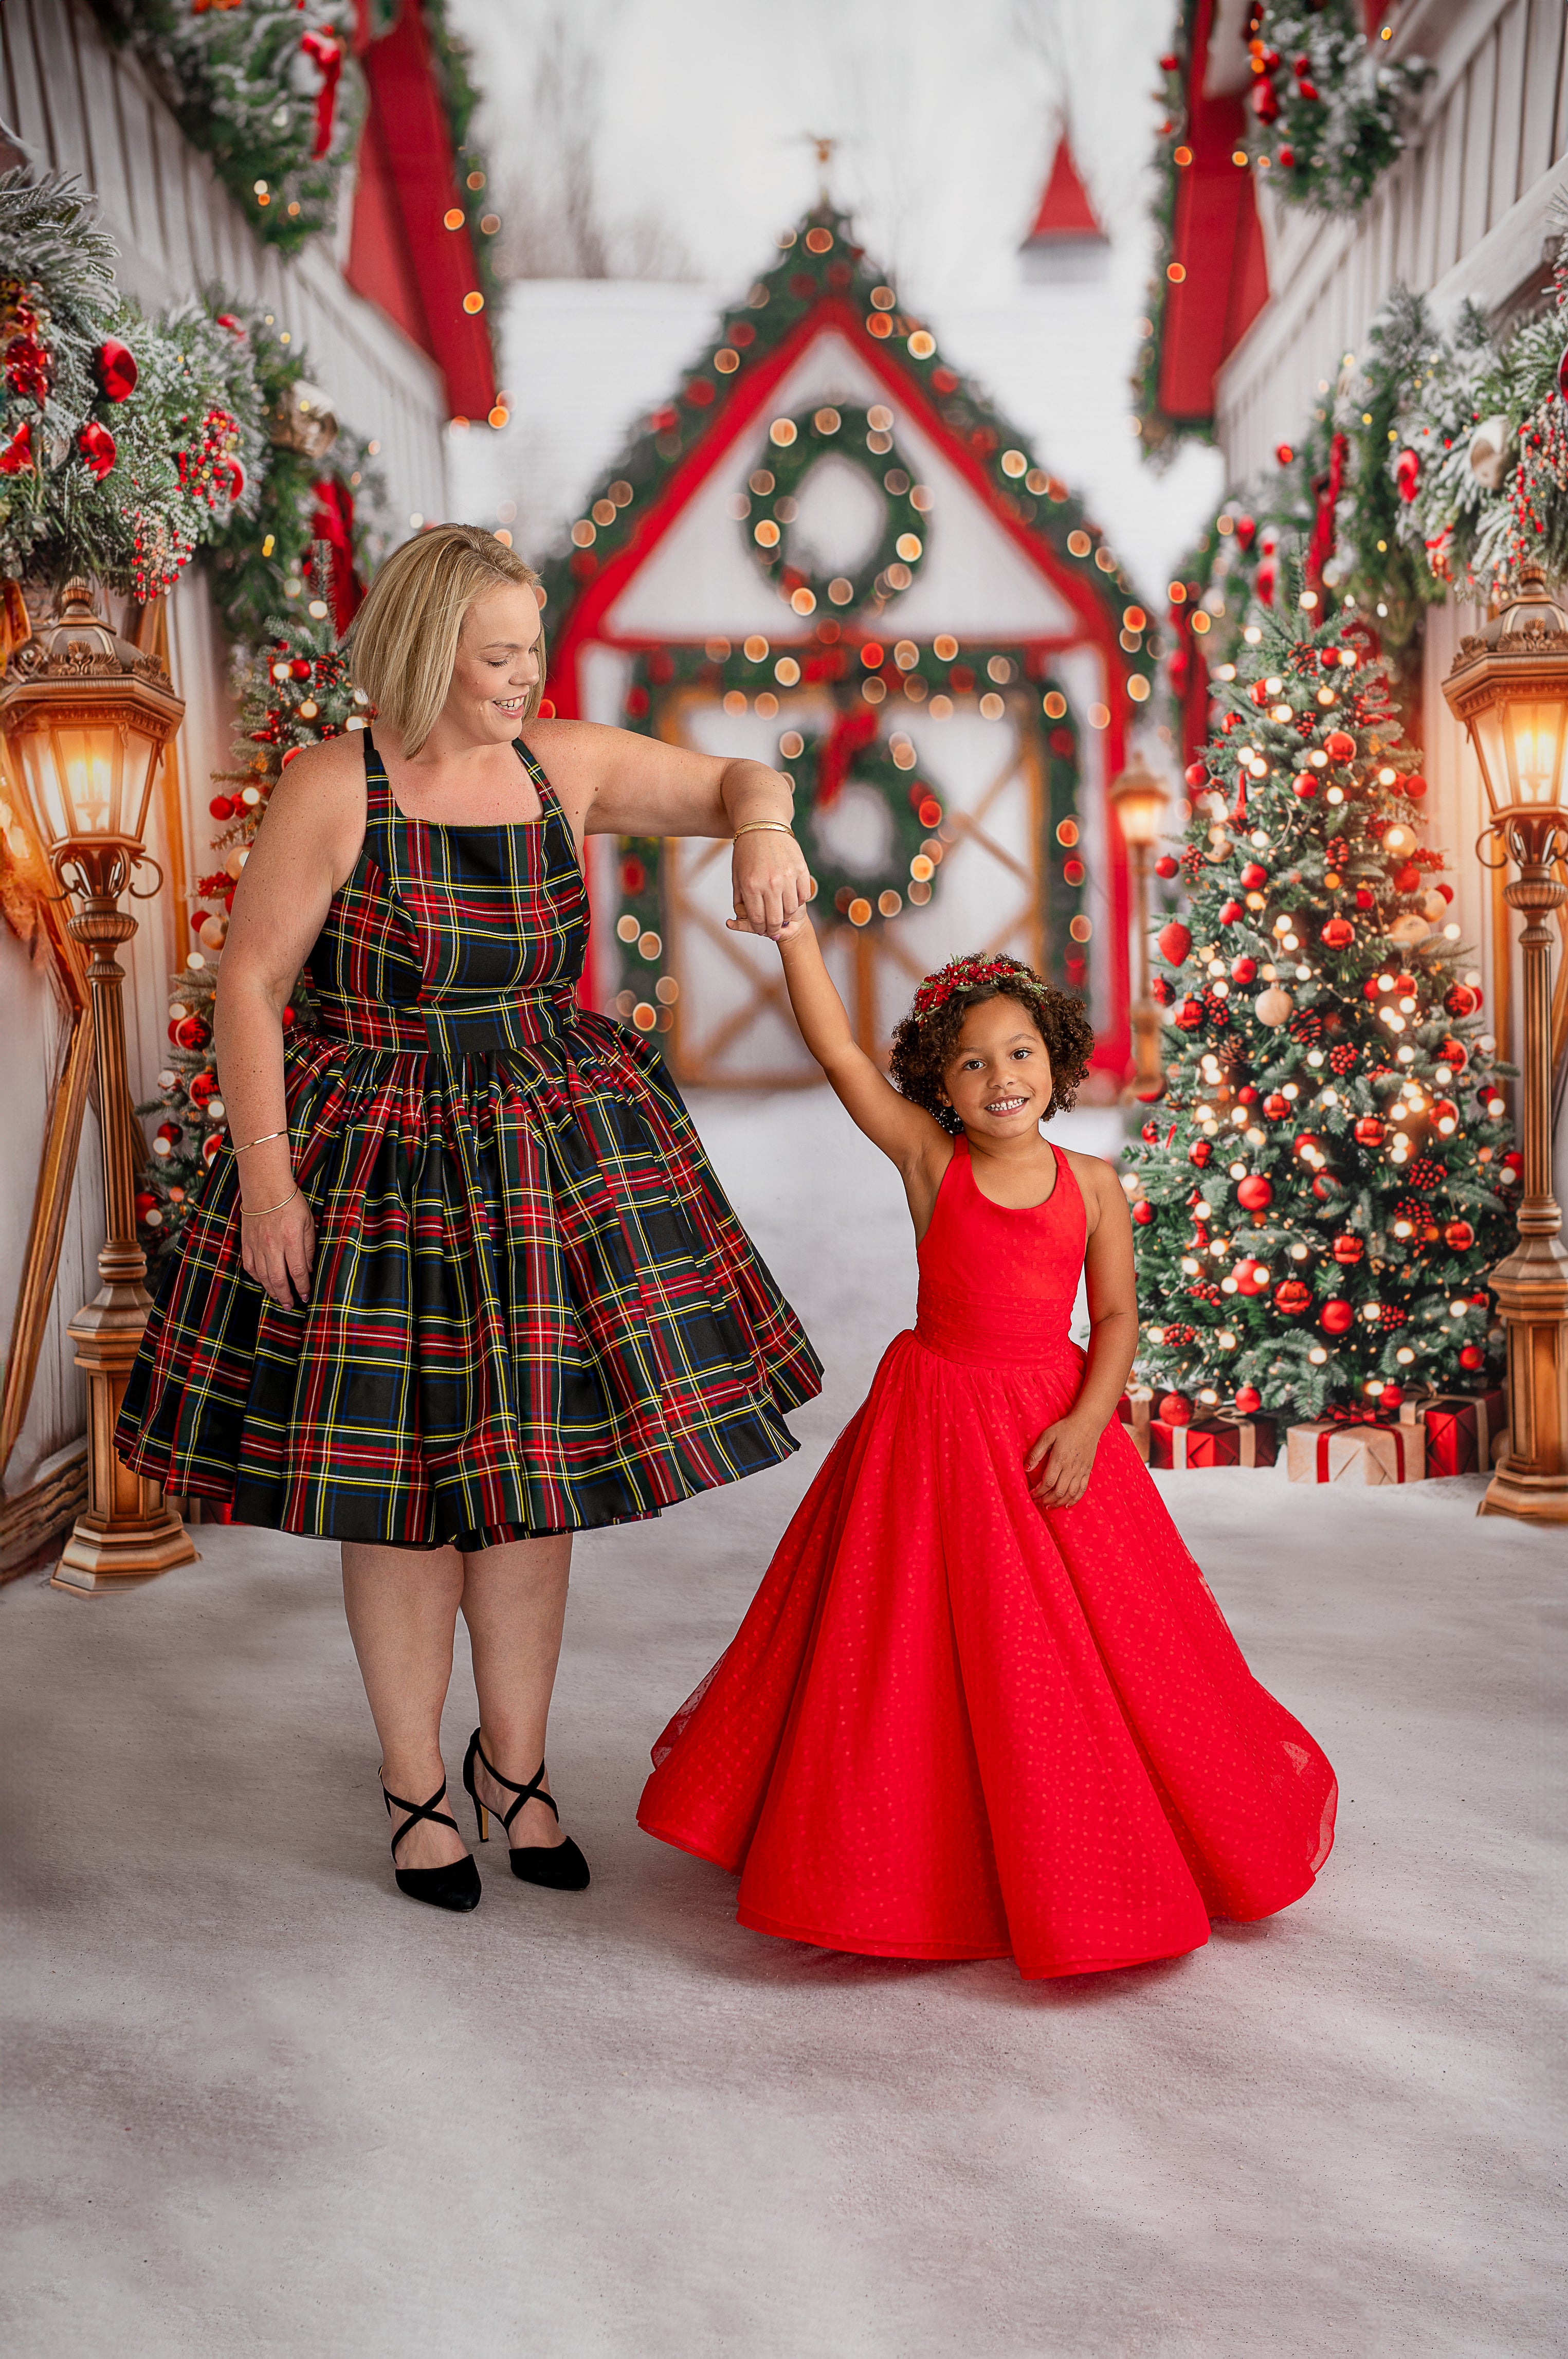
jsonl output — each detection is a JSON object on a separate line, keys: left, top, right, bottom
{"left": 0, "top": 1, "right": 451, "bottom": 1496}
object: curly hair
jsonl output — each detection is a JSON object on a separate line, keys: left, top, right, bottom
{"left": 888, "top": 955, "right": 1097, "bottom": 1133}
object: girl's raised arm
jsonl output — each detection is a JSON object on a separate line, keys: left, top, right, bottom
{"left": 759, "top": 913, "right": 949, "bottom": 1184}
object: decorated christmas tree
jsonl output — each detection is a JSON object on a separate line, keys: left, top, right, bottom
{"left": 1125, "top": 603, "right": 1516, "bottom": 1424}
{"left": 136, "top": 587, "right": 366, "bottom": 1254}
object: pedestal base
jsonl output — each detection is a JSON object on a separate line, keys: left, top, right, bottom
{"left": 1475, "top": 1466, "right": 1568, "bottom": 1524}
{"left": 52, "top": 1513, "right": 199, "bottom": 1593}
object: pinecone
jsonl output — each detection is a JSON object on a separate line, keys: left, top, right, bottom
{"left": 1406, "top": 1156, "right": 1444, "bottom": 1193}
{"left": 1288, "top": 1010, "right": 1323, "bottom": 1045}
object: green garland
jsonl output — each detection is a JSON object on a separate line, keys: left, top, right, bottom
{"left": 88, "top": 1, "right": 363, "bottom": 258}
{"left": 1244, "top": 3, "right": 1431, "bottom": 214}
{"left": 0, "top": 168, "right": 389, "bottom": 631}
{"left": 1165, "top": 226, "right": 1568, "bottom": 733}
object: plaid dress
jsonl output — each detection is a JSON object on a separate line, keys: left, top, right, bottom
{"left": 117, "top": 734, "right": 822, "bottom": 1547}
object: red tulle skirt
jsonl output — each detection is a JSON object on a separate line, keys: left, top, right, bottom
{"left": 638, "top": 1326, "right": 1336, "bottom": 1980}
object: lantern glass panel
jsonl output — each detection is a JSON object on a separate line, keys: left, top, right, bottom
{"left": 1109, "top": 771, "right": 1166, "bottom": 847}
{"left": 1508, "top": 695, "right": 1568, "bottom": 809}
{"left": 17, "top": 714, "right": 161, "bottom": 848}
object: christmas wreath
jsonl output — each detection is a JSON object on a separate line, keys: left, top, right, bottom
{"left": 740, "top": 403, "right": 930, "bottom": 618}
{"left": 785, "top": 712, "right": 943, "bottom": 927}
{"left": 1244, "top": 3, "right": 1431, "bottom": 216}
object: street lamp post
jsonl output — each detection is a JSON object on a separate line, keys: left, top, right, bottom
{"left": 1108, "top": 755, "right": 1169, "bottom": 1102}
{"left": 0, "top": 580, "right": 198, "bottom": 1588}
{"left": 1441, "top": 561, "right": 1568, "bottom": 1525}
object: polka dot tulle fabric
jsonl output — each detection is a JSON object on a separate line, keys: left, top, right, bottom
{"left": 640, "top": 1141, "right": 1336, "bottom": 1980}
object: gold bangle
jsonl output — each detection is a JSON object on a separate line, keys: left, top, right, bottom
{"left": 240, "top": 1184, "right": 300, "bottom": 1219}
{"left": 732, "top": 821, "right": 797, "bottom": 840}
{"left": 233, "top": 1128, "right": 288, "bottom": 1155}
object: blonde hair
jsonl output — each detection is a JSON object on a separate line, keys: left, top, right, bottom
{"left": 347, "top": 523, "right": 547, "bottom": 755}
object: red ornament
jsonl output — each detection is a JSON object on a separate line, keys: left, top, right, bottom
{"left": 1233, "top": 515, "right": 1257, "bottom": 552}
{"left": 77, "top": 420, "right": 116, "bottom": 481}
{"left": 1247, "top": 681, "right": 1272, "bottom": 708}
{"left": 1274, "top": 1279, "right": 1310, "bottom": 1316}
{"left": 1188, "top": 1138, "right": 1213, "bottom": 1168}
{"left": 96, "top": 337, "right": 139, "bottom": 402}
{"left": 1275, "top": 444, "right": 1294, "bottom": 466}
{"left": 1174, "top": 997, "right": 1205, "bottom": 1031}
{"left": 1239, "top": 862, "right": 1268, "bottom": 890}
{"left": 1278, "top": 146, "right": 1294, "bottom": 168}
{"left": 1158, "top": 1394, "right": 1192, "bottom": 1427}
{"left": 221, "top": 455, "right": 246, "bottom": 504}
{"left": 1232, "top": 1259, "right": 1270, "bottom": 1296}
{"left": 1445, "top": 982, "right": 1480, "bottom": 1018}
{"left": 1392, "top": 863, "right": 1420, "bottom": 894}
{"left": 1292, "top": 1132, "right": 1322, "bottom": 1160}
{"left": 1332, "top": 1236, "right": 1364, "bottom": 1266}
{"left": 187, "top": 1071, "right": 217, "bottom": 1109}
{"left": 1263, "top": 1092, "right": 1289, "bottom": 1120}
{"left": 1353, "top": 1116, "right": 1387, "bottom": 1148}
{"left": 1438, "top": 1036, "right": 1468, "bottom": 1069}
{"left": 1458, "top": 1344, "right": 1485, "bottom": 1370}
{"left": 1444, "top": 1219, "right": 1475, "bottom": 1251}
{"left": 135, "top": 1191, "right": 159, "bottom": 1223}
{"left": 1354, "top": 887, "right": 1375, "bottom": 912}
{"left": 1320, "top": 1298, "right": 1354, "bottom": 1335}
{"left": 1141, "top": 1120, "right": 1161, "bottom": 1144}
{"left": 172, "top": 1014, "right": 210, "bottom": 1051}
{"left": 1155, "top": 855, "right": 1180, "bottom": 880}
{"left": 1230, "top": 956, "right": 1257, "bottom": 984}
{"left": 1219, "top": 898, "right": 1244, "bottom": 926}
{"left": 1236, "top": 1175, "right": 1273, "bottom": 1211}
{"left": 1133, "top": 1200, "right": 1154, "bottom": 1226}
{"left": 1323, "top": 731, "right": 1357, "bottom": 762}
{"left": 209, "top": 794, "right": 235, "bottom": 821}
{"left": 1249, "top": 78, "right": 1279, "bottom": 123}
{"left": 1234, "top": 1385, "right": 1262, "bottom": 1414}
{"left": 1321, "top": 917, "right": 1355, "bottom": 948}
{"left": 1404, "top": 772, "right": 1428, "bottom": 797}
{"left": 1183, "top": 762, "right": 1210, "bottom": 788}
{"left": 1236, "top": 1085, "right": 1259, "bottom": 1105}
{"left": 1293, "top": 775, "right": 1318, "bottom": 799}
{"left": 1395, "top": 448, "right": 1420, "bottom": 502}
{"left": 0, "top": 419, "right": 33, "bottom": 475}
{"left": 1157, "top": 921, "right": 1192, "bottom": 966}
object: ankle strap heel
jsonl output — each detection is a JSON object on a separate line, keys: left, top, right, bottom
{"left": 463, "top": 1729, "right": 590, "bottom": 1891}
{"left": 380, "top": 1774, "right": 482, "bottom": 1912}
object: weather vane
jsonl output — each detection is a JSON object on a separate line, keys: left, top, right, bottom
{"left": 803, "top": 132, "right": 839, "bottom": 206}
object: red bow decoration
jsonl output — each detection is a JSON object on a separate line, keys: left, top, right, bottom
{"left": 300, "top": 28, "right": 345, "bottom": 160}
{"left": 813, "top": 705, "right": 878, "bottom": 811}
{"left": 1305, "top": 431, "right": 1349, "bottom": 592}
{"left": 308, "top": 476, "right": 364, "bottom": 634}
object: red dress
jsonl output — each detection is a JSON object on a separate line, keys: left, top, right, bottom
{"left": 637, "top": 1139, "right": 1336, "bottom": 1980}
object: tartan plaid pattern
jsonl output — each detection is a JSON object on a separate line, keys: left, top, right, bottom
{"left": 118, "top": 735, "right": 822, "bottom": 1545}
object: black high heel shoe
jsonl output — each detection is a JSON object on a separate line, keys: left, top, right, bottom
{"left": 463, "top": 1729, "right": 590, "bottom": 1891}
{"left": 380, "top": 1774, "right": 482, "bottom": 1911}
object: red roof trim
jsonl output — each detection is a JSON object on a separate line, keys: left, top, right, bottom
{"left": 1025, "top": 133, "right": 1107, "bottom": 244}
{"left": 346, "top": 0, "right": 495, "bottom": 420}
{"left": 1156, "top": 0, "right": 1269, "bottom": 424}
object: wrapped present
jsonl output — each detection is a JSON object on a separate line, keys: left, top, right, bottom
{"left": 1287, "top": 1416, "right": 1425, "bottom": 1486}
{"left": 1397, "top": 1387, "right": 1505, "bottom": 1479}
{"left": 1151, "top": 1412, "right": 1278, "bottom": 1470}
{"left": 1117, "top": 1384, "right": 1154, "bottom": 1462}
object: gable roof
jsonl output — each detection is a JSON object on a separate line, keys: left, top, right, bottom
{"left": 536, "top": 201, "right": 1153, "bottom": 696}
{"left": 1024, "top": 133, "right": 1107, "bottom": 247}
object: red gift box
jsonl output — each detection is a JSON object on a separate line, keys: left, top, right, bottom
{"left": 1150, "top": 1412, "right": 1277, "bottom": 1470}
{"left": 1400, "top": 1386, "right": 1505, "bottom": 1478}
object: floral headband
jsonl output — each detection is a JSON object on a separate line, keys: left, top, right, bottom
{"left": 910, "top": 952, "right": 1046, "bottom": 1028}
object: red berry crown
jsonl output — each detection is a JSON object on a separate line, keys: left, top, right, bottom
{"left": 909, "top": 952, "right": 1046, "bottom": 1028}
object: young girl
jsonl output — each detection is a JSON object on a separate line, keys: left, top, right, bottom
{"left": 637, "top": 922, "right": 1337, "bottom": 1981}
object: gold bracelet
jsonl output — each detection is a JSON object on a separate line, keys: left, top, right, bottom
{"left": 233, "top": 1128, "right": 288, "bottom": 1155}
{"left": 240, "top": 1184, "right": 300, "bottom": 1219}
{"left": 732, "top": 821, "right": 797, "bottom": 840}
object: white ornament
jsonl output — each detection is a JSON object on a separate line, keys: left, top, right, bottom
{"left": 1254, "top": 986, "right": 1293, "bottom": 1027}
{"left": 1466, "top": 415, "right": 1514, "bottom": 493}
{"left": 1388, "top": 913, "right": 1431, "bottom": 944}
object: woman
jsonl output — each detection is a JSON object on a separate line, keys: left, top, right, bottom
{"left": 118, "top": 524, "right": 821, "bottom": 1912}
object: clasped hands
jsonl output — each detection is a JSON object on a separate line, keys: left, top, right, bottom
{"left": 726, "top": 829, "right": 812, "bottom": 941}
